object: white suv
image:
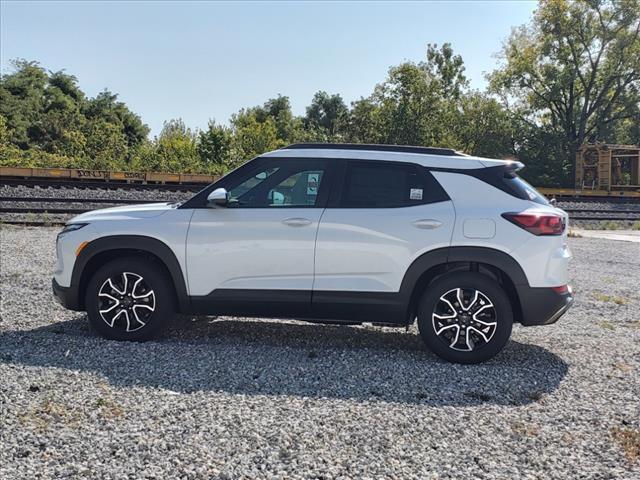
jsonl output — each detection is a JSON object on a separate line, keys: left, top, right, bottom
{"left": 53, "top": 144, "right": 573, "bottom": 363}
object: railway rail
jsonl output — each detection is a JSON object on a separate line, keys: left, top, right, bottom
{"left": 0, "top": 177, "right": 204, "bottom": 192}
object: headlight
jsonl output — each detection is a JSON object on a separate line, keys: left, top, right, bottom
{"left": 58, "top": 223, "right": 88, "bottom": 237}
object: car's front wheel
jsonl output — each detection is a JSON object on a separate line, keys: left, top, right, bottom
{"left": 85, "top": 257, "right": 174, "bottom": 341}
{"left": 417, "top": 272, "right": 513, "bottom": 364}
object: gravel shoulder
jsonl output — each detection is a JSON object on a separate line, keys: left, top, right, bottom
{"left": 1, "top": 226, "right": 639, "bottom": 479}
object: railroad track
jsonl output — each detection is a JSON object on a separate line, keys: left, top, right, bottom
{"left": 0, "top": 196, "right": 174, "bottom": 204}
{"left": 0, "top": 178, "right": 204, "bottom": 192}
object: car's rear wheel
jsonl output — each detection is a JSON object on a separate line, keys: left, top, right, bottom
{"left": 417, "top": 271, "right": 513, "bottom": 364}
{"left": 85, "top": 257, "right": 174, "bottom": 341}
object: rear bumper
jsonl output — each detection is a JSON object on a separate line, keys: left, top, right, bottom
{"left": 52, "top": 278, "right": 82, "bottom": 311}
{"left": 516, "top": 285, "right": 574, "bottom": 326}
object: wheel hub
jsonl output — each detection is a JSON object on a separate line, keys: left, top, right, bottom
{"left": 431, "top": 287, "right": 498, "bottom": 352}
{"left": 97, "top": 272, "right": 156, "bottom": 333}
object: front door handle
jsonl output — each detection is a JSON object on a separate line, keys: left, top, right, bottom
{"left": 412, "top": 219, "right": 443, "bottom": 229}
{"left": 282, "top": 217, "right": 312, "bottom": 227}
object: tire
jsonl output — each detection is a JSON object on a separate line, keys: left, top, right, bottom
{"left": 417, "top": 271, "right": 513, "bottom": 364}
{"left": 85, "top": 257, "right": 175, "bottom": 341}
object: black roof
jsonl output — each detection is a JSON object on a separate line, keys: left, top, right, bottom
{"left": 283, "top": 143, "right": 465, "bottom": 157}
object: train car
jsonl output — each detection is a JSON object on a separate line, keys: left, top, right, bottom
{"left": 576, "top": 143, "right": 640, "bottom": 193}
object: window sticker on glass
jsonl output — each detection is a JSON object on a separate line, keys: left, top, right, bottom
{"left": 307, "top": 173, "right": 320, "bottom": 195}
{"left": 410, "top": 188, "right": 423, "bottom": 200}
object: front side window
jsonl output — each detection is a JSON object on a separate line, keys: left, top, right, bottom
{"left": 227, "top": 161, "right": 328, "bottom": 207}
{"left": 228, "top": 167, "right": 280, "bottom": 204}
{"left": 341, "top": 162, "right": 435, "bottom": 208}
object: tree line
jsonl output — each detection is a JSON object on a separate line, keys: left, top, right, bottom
{"left": 1, "top": 0, "right": 638, "bottom": 186}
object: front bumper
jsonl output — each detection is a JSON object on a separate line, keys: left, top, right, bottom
{"left": 52, "top": 278, "right": 82, "bottom": 311}
{"left": 516, "top": 285, "right": 574, "bottom": 326}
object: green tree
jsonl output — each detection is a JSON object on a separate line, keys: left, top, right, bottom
{"left": 85, "top": 90, "right": 149, "bottom": 151}
{"left": 231, "top": 114, "right": 281, "bottom": 162}
{"left": 425, "top": 43, "right": 469, "bottom": 100}
{"left": 305, "top": 91, "right": 348, "bottom": 138}
{"left": 197, "top": 120, "right": 233, "bottom": 172}
{"left": 0, "top": 59, "right": 48, "bottom": 149}
{"left": 489, "top": 0, "right": 640, "bottom": 184}
{"left": 142, "top": 119, "right": 200, "bottom": 173}
{"left": 0, "top": 59, "right": 149, "bottom": 169}
{"left": 454, "top": 93, "right": 515, "bottom": 158}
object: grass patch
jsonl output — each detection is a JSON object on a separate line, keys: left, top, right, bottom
{"left": 612, "top": 427, "right": 640, "bottom": 464}
{"left": 511, "top": 421, "right": 540, "bottom": 437}
{"left": 594, "top": 293, "right": 628, "bottom": 305}
{"left": 18, "top": 399, "right": 82, "bottom": 430}
{"left": 567, "top": 228, "right": 582, "bottom": 238}
{"left": 613, "top": 362, "right": 634, "bottom": 373}
{"left": 598, "top": 320, "right": 616, "bottom": 330}
{"left": 601, "top": 220, "right": 625, "bottom": 230}
{"left": 95, "top": 396, "right": 124, "bottom": 419}
{"left": 632, "top": 221, "right": 640, "bottom": 231}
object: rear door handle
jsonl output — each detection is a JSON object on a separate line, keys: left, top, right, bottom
{"left": 282, "top": 217, "right": 312, "bottom": 227}
{"left": 412, "top": 219, "right": 443, "bottom": 229}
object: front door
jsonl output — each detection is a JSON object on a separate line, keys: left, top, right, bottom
{"left": 186, "top": 158, "right": 332, "bottom": 313}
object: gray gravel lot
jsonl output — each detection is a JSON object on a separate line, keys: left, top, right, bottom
{"left": 1, "top": 226, "right": 639, "bottom": 479}
{"left": 0, "top": 184, "right": 196, "bottom": 202}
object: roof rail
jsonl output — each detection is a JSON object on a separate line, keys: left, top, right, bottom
{"left": 283, "top": 143, "right": 465, "bottom": 157}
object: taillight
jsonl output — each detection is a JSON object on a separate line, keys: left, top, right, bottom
{"left": 552, "top": 285, "right": 570, "bottom": 295}
{"left": 501, "top": 212, "right": 565, "bottom": 236}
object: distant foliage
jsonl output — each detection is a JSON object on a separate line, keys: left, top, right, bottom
{"left": 1, "top": 0, "right": 638, "bottom": 188}
{"left": 489, "top": 0, "right": 640, "bottom": 185}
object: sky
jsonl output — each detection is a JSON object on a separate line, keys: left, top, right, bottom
{"left": 1, "top": 1, "right": 537, "bottom": 136}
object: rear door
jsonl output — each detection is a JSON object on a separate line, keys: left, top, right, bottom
{"left": 313, "top": 160, "right": 455, "bottom": 296}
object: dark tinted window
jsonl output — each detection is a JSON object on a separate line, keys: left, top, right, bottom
{"left": 505, "top": 174, "right": 549, "bottom": 205}
{"left": 341, "top": 162, "right": 447, "bottom": 208}
{"left": 465, "top": 165, "right": 549, "bottom": 206}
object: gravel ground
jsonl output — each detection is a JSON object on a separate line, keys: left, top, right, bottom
{"left": 0, "top": 185, "right": 194, "bottom": 224}
{"left": 0, "top": 226, "right": 639, "bottom": 479}
{"left": 556, "top": 200, "right": 640, "bottom": 229}
{"left": 0, "top": 184, "right": 196, "bottom": 202}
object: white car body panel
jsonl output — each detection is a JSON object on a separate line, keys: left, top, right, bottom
{"left": 186, "top": 207, "right": 324, "bottom": 295}
{"left": 313, "top": 202, "right": 455, "bottom": 292}
{"left": 433, "top": 171, "right": 571, "bottom": 287}
{"left": 54, "top": 206, "right": 193, "bottom": 290}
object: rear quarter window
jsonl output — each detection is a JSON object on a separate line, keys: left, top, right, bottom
{"left": 505, "top": 174, "right": 549, "bottom": 205}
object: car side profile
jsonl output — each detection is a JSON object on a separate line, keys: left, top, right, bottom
{"left": 53, "top": 143, "right": 573, "bottom": 363}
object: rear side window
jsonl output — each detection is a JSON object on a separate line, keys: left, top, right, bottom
{"left": 341, "top": 161, "right": 448, "bottom": 208}
{"left": 468, "top": 165, "right": 549, "bottom": 206}
{"left": 504, "top": 174, "right": 549, "bottom": 205}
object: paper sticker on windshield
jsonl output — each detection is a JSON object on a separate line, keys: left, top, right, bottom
{"left": 410, "top": 188, "right": 423, "bottom": 200}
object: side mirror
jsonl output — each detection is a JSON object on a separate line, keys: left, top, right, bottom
{"left": 207, "top": 188, "right": 229, "bottom": 207}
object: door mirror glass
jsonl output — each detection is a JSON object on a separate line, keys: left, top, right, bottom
{"left": 207, "top": 188, "right": 229, "bottom": 206}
